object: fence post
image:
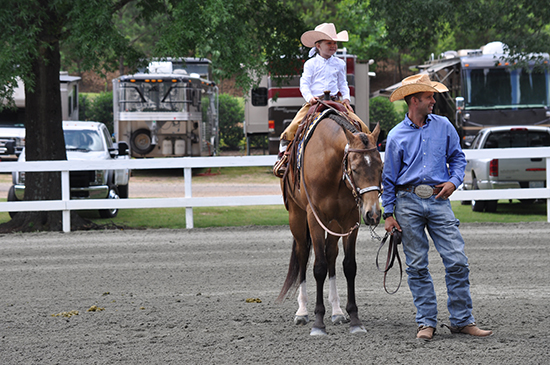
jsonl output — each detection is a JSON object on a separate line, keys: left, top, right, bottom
{"left": 547, "top": 157, "right": 550, "bottom": 223}
{"left": 61, "top": 170, "right": 71, "bottom": 233}
{"left": 184, "top": 167, "right": 193, "bottom": 229}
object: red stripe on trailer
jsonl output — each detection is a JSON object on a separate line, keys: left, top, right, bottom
{"left": 268, "top": 88, "right": 302, "bottom": 99}
{"left": 268, "top": 86, "right": 356, "bottom": 99}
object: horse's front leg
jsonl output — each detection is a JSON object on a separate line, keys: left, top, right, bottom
{"left": 342, "top": 231, "right": 367, "bottom": 334}
{"left": 308, "top": 214, "right": 328, "bottom": 336}
{"left": 326, "top": 232, "right": 348, "bottom": 325}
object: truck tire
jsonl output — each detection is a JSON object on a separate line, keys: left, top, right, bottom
{"left": 130, "top": 129, "right": 155, "bottom": 155}
{"left": 99, "top": 186, "right": 120, "bottom": 219}
{"left": 471, "top": 178, "right": 487, "bottom": 212}
{"left": 7, "top": 185, "right": 19, "bottom": 218}
{"left": 485, "top": 200, "right": 498, "bottom": 212}
{"left": 118, "top": 184, "right": 129, "bottom": 199}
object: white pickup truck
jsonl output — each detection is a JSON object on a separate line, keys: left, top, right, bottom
{"left": 8, "top": 121, "right": 130, "bottom": 218}
{"left": 463, "top": 125, "right": 550, "bottom": 212}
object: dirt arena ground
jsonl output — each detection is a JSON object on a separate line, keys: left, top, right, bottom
{"left": 1, "top": 222, "right": 549, "bottom": 364}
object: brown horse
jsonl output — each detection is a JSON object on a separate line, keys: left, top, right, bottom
{"left": 277, "top": 113, "right": 383, "bottom": 336}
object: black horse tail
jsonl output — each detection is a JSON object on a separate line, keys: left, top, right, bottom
{"left": 276, "top": 226, "right": 311, "bottom": 303}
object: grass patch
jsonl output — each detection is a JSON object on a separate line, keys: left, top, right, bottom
{"left": 0, "top": 199, "right": 546, "bottom": 231}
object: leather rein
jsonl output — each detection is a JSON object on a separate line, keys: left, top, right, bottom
{"left": 375, "top": 228, "right": 403, "bottom": 294}
{"left": 301, "top": 140, "right": 381, "bottom": 238}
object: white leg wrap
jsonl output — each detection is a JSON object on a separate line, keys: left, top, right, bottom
{"left": 328, "top": 277, "right": 345, "bottom": 316}
{"left": 295, "top": 282, "right": 308, "bottom": 317}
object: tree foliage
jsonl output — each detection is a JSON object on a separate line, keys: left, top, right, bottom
{"left": 0, "top": 0, "right": 305, "bottom": 231}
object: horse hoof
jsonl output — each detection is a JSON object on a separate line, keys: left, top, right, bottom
{"left": 294, "top": 315, "right": 309, "bottom": 325}
{"left": 310, "top": 327, "right": 327, "bottom": 336}
{"left": 331, "top": 314, "right": 349, "bottom": 325}
{"left": 350, "top": 325, "right": 367, "bottom": 334}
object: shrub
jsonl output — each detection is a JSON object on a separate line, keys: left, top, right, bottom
{"left": 79, "top": 92, "right": 114, "bottom": 134}
{"left": 370, "top": 96, "right": 402, "bottom": 135}
{"left": 218, "top": 93, "right": 244, "bottom": 150}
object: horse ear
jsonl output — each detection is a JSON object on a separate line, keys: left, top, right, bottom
{"left": 343, "top": 127, "right": 356, "bottom": 144}
{"left": 370, "top": 123, "right": 381, "bottom": 142}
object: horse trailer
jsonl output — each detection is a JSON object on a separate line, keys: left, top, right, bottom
{"left": 378, "top": 41, "right": 550, "bottom": 146}
{"left": 112, "top": 58, "right": 219, "bottom": 158}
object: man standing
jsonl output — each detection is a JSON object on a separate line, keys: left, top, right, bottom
{"left": 382, "top": 74, "right": 492, "bottom": 340}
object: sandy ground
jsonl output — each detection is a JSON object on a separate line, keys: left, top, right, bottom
{"left": 1, "top": 222, "right": 549, "bottom": 364}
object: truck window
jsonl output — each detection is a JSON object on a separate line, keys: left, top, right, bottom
{"left": 484, "top": 130, "right": 550, "bottom": 148}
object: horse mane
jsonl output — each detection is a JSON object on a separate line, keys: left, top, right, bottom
{"left": 327, "top": 113, "right": 372, "bottom": 148}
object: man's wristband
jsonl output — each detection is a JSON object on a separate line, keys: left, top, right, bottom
{"left": 383, "top": 212, "right": 393, "bottom": 220}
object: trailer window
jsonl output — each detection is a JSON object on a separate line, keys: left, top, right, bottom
{"left": 251, "top": 87, "right": 268, "bottom": 106}
{"left": 464, "top": 67, "right": 549, "bottom": 108}
{"left": 119, "top": 80, "right": 191, "bottom": 113}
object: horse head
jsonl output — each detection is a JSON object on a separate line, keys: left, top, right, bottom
{"left": 342, "top": 123, "right": 383, "bottom": 226}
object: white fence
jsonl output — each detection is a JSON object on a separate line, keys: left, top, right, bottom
{"left": 0, "top": 147, "right": 549, "bottom": 232}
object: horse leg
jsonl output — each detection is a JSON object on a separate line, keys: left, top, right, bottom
{"left": 342, "top": 230, "right": 367, "bottom": 334}
{"left": 295, "top": 282, "right": 309, "bottom": 325}
{"left": 325, "top": 232, "right": 348, "bottom": 325}
{"left": 308, "top": 213, "right": 329, "bottom": 336}
{"left": 287, "top": 201, "right": 310, "bottom": 325}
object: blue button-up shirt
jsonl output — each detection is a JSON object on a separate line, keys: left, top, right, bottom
{"left": 381, "top": 114, "right": 466, "bottom": 214}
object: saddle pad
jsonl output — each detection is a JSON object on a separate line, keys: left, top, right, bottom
{"left": 296, "top": 109, "right": 336, "bottom": 171}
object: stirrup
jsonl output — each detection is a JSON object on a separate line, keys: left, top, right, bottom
{"left": 273, "top": 154, "right": 288, "bottom": 178}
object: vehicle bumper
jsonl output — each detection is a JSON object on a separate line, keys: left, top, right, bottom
{"left": 13, "top": 185, "right": 110, "bottom": 200}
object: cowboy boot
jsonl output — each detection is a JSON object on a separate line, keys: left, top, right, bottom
{"left": 448, "top": 323, "right": 493, "bottom": 337}
{"left": 273, "top": 139, "right": 290, "bottom": 178}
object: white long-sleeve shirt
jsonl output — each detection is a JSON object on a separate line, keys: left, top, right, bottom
{"left": 299, "top": 54, "right": 350, "bottom": 103}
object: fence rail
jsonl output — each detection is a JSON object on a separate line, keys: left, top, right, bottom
{"left": 0, "top": 148, "right": 549, "bottom": 232}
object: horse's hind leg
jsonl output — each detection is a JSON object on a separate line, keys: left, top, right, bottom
{"left": 325, "top": 232, "right": 348, "bottom": 325}
{"left": 342, "top": 232, "right": 367, "bottom": 334}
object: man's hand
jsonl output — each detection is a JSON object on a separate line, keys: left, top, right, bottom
{"left": 384, "top": 216, "right": 401, "bottom": 233}
{"left": 435, "top": 181, "right": 456, "bottom": 200}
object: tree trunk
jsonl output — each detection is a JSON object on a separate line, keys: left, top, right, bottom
{"left": 0, "top": 2, "right": 89, "bottom": 232}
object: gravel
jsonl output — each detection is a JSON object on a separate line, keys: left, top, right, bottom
{"left": 1, "top": 222, "right": 549, "bottom": 364}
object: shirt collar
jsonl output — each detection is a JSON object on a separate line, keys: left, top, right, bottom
{"left": 405, "top": 114, "right": 432, "bottom": 129}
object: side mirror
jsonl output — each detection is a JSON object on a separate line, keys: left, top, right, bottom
{"left": 117, "top": 141, "right": 130, "bottom": 156}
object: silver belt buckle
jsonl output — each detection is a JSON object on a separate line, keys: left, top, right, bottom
{"left": 414, "top": 184, "right": 434, "bottom": 199}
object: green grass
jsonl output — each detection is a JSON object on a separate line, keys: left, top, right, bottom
{"left": 0, "top": 199, "right": 545, "bottom": 230}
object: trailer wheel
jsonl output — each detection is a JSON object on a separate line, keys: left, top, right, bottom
{"left": 130, "top": 129, "right": 155, "bottom": 155}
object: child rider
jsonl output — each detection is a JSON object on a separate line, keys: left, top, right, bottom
{"left": 274, "top": 23, "right": 370, "bottom": 177}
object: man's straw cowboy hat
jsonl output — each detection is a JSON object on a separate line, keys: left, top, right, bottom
{"left": 301, "top": 23, "right": 349, "bottom": 48}
{"left": 390, "top": 74, "right": 448, "bottom": 102}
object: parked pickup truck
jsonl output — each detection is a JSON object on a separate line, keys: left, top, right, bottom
{"left": 8, "top": 121, "right": 130, "bottom": 218}
{"left": 463, "top": 125, "right": 550, "bottom": 212}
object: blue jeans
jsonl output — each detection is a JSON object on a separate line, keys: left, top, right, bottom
{"left": 395, "top": 190, "right": 475, "bottom": 328}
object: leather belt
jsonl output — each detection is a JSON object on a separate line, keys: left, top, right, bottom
{"left": 396, "top": 184, "right": 442, "bottom": 199}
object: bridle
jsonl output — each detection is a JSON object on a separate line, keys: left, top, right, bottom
{"left": 342, "top": 143, "right": 381, "bottom": 203}
{"left": 302, "top": 142, "right": 381, "bottom": 238}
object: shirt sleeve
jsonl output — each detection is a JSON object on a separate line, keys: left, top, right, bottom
{"left": 381, "top": 137, "right": 400, "bottom": 214}
{"left": 300, "top": 59, "right": 315, "bottom": 103}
